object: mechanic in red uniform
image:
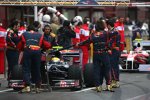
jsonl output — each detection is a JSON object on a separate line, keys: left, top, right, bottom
{"left": 79, "top": 17, "right": 90, "bottom": 71}
{"left": 18, "top": 21, "right": 26, "bottom": 36}
{"left": 0, "top": 20, "right": 7, "bottom": 74}
{"left": 72, "top": 16, "right": 83, "bottom": 65}
{"left": 114, "top": 17, "right": 125, "bottom": 52}
{"left": 17, "top": 25, "right": 51, "bottom": 93}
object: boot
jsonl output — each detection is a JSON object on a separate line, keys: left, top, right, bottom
{"left": 19, "top": 86, "right": 31, "bottom": 93}
{"left": 103, "top": 85, "right": 114, "bottom": 92}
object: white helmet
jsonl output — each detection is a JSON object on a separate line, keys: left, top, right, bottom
{"left": 42, "top": 14, "right": 51, "bottom": 23}
{"left": 73, "top": 16, "right": 83, "bottom": 26}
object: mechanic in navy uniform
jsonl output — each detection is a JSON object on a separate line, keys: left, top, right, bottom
{"left": 79, "top": 19, "right": 113, "bottom": 92}
{"left": 57, "top": 20, "right": 76, "bottom": 48}
{"left": 41, "top": 25, "right": 57, "bottom": 83}
{"left": 107, "top": 19, "right": 121, "bottom": 88}
{"left": 6, "top": 20, "right": 20, "bottom": 82}
{"left": 17, "top": 25, "right": 51, "bottom": 93}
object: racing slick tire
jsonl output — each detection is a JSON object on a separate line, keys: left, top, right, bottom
{"left": 83, "top": 63, "right": 94, "bottom": 87}
{"left": 11, "top": 65, "right": 23, "bottom": 91}
{"left": 11, "top": 64, "right": 23, "bottom": 80}
{"left": 68, "top": 64, "right": 83, "bottom": 90}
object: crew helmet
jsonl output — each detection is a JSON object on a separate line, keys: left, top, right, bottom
{"left": 73, "top": 16, "right": 83, "bottom": 26}
{"left": 42, "top": 14, "right": 51, "bottom": 23}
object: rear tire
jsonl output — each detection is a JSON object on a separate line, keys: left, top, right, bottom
{"left": 68, "top": 64, "right": 83, "bottom": 91}
{"left": 84, "top": 63, "right": 94, "bottom": 87}
{"left": 11, "top": 64, "right": 23, "bottom": 80}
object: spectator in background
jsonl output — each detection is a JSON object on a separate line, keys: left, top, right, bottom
{"left": 132, "top": 21, "right": 142, "bottom": 41}
{"left": 141, "top": 20, "right": 149, "bottom": 40}
{"left": 124, "top": 17, "right": 133, "bottom": 25}
{"left": 50, "top": 16, "right": 60, "bottom": 35}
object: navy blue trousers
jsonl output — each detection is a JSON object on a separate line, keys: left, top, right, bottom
{"left": 93, "top": 52, "right": 111, "bottom": 86}
{"left": 110, "top": 49, "right": 120, "bottom": 81}
{"left": 6, "top": 49, "right": 19, "bottom": 79}
{"left": 22, "top": 49, "right": 41, "bottom": 86}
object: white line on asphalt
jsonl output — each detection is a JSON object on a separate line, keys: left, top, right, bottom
{"left": 0, "top": 89, "right": 13, "bottom": 93}
{"left": 75, "top": 87, "right": 95, "bottom": 93}
{"left": 127, "top": 92, "right": 150, "bottom": 100}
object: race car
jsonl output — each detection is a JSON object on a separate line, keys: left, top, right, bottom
{"left": 119, "top": 40, "right": 150, "bottom": 71}
{"left": 9, "top": 46, "right": 85, "bottom": 91}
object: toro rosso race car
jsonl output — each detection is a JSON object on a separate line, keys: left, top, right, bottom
{"left": 119, "top": 40, "right": 150, "bottom": 71}
{"left": 9, "top": 46, "right": 94, "bottom": 91}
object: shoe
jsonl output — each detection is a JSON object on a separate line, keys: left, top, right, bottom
{"left": 19, "top": 86, "right": 31, "bottom": 93}
{"left": 115, "top": 81, "right": 120, "bottom": 88}
{"left": 112, "top": 81, "right": 120, "bottom": 88}
{"left": 103, "top": 85, "right": 114, "bottom": 92}
{"left": 111, "top": 80, "right": 115, "bottom": 88}
{"left": 94, "top": 86, "right": 102, "bottom": 92}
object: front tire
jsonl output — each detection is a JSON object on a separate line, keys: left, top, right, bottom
{"left": 84, "top": 63, "right": 94, "bottom": 87}
{"left": 68, "top": 64, "right": 83, "bottom": 90}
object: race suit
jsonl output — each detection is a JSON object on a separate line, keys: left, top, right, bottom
{"left": 81, "top": 31, "right": 112, "bottom": 86}
{"left": 80, "top": 23, "right": 90, "bottom": 71}
{"left": 72, "top": 26, "right": 81, "bottom": 64}
{"left": 0, "top": 26, "right": 7, "bottom": 74}
{"left": 109, "top": 29, "right": 121, "bottom": 81}
{"left": 115, "top": 21, "right": 125, "bottom": 51}
{"left": 17, "top": 31, "right": 51, "bottom": 87}
{"left": 6, "top": 29, "right": 20, "bottom": 80}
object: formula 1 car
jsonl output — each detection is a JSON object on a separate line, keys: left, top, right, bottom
{"left": 119, "top": 40, "right": 150, "bottom": 71}
{"left": 44, "top": 47, "right": 84, "bottom": 90}
{"left": 9, "top": 46, "right": 84, "bottom": 91}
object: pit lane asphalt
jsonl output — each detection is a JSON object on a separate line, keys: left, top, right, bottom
{"left": 0, "top": 72, "right": 150, "bottom": 100}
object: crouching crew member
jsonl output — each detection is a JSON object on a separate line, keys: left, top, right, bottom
{"left": 107, "top": 19, "right": 121, "bottom": 88}
{"left": 79, "top": 19, "right": 113, "bottom": 92}
{"left": 17, "top": 25, "right": 51, "bottom": 93}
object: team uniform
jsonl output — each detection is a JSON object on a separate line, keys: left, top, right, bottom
{"left": 0, "top": 26, "right": 7, "bottom": 74}
{"left": 6, "top": 29, "right": 20, "bottom": 80}
{"left": 115, "top": 21, "right": 125, "bottom": 51}
{"left": 17, "top": 30, "right": 51, "bottom": 93}
{"left": 109, "top": 28, "right": 121, "bottom": 88}
{"left": 79, "top": 23, "right": 90, "bottom": 70}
